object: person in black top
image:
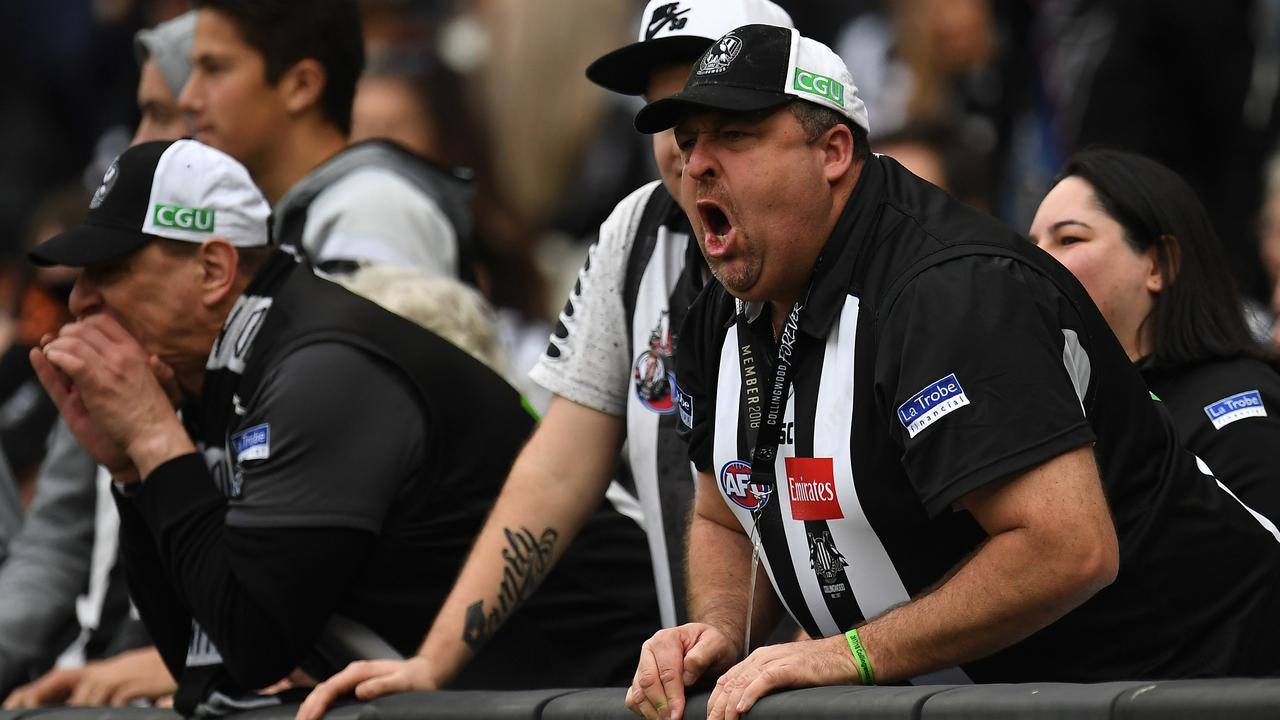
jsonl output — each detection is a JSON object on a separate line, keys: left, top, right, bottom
{"left": 27, "top": 139, "right": 658, "bottom": 716}
{"left": 1030, "top": 148, "right": 1280, "bottom": 524}
{"left": 625, "top": 25, "right": 1280, "bottom": 720}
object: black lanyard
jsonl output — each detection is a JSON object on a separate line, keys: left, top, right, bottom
{"left": 735, "top": 284, "right": 811, "bottom": 495}
{"left": 735, "top": 287, "right": 809, "bottom": 652}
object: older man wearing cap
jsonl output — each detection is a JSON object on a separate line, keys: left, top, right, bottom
{"left": 0, "top": 13, "right": 201, "bottom": 708}
{"left": 29, "top": 139, "right": 664, "bottom": 715}
{"left": 295, "top": 2, "right": 794, "bottom": 717}
{"left": 626, "top": 24, "right": 1280, "bottom": 720}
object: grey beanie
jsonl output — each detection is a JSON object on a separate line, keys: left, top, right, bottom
{"left": 133, "top": 10, "right": 197, "bottom": 96}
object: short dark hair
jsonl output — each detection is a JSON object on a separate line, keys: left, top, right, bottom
{"left": 787, "top": 100, "right": 870, "bottom": 164}
{"left": 1057, "top": 148, "right": 1263, "bottom": 368}
{"left": 195, "top": 0, "right": 364, "bottom": 135}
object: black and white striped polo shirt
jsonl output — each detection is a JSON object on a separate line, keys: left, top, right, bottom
{"left": 678, "top": 156, "right": 1280, "bottom": 682}
{"left": 533, "top": 181, "right": 707, "bottom": 627}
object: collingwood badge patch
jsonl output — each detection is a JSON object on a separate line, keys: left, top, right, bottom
{"left": 698, "top": 33, "right": 743, "bottom": 75}
{"left": 90, "top": 160, "right": 119, "bottom": 209}
{"left": 808, "top": 530, "right": 849, "bottom": 598}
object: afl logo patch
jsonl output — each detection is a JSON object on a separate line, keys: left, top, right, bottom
{"left": 720, "top": 459, "right": 771, "bottom": 511}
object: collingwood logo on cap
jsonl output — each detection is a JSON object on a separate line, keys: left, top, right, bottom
{"left": 698, "top": 33, "right": 743, "bottom": 75}
{"left": 90, "top": 161, "right": 119, "bottom": 209}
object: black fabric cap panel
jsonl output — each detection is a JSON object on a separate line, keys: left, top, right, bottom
{"left": 89, "top": 140, "right": 172, "bottom": 233}
{"left": 634, "top": 84, "right": 791, "bottom": 132}
{"left": 633, "top": 24, "right": 793, "bottom": 132}
{"left": 29, "top": 224, "right": 153, "bottom": 267}
{"left": 28, "top": 140, "right": 174, "bottom": 267}
{"left": 690, "top": 24, "right": 791, "bottom": 94}
{"left": 585, "top": 36, "right": 710, "bottom": 96}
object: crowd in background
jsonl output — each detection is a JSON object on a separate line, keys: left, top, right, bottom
{"left": 0, "top": 0, "right": 1279, "bottom": 712}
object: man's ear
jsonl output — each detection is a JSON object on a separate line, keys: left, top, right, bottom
{"left": 197, "top": 239, "right": 240, "bottom": 307}
{"left": 279, "top": 58, "right": 327, "bottom": 117}
{"left": 819, "top": 123, "right": 855, "bottom": 185}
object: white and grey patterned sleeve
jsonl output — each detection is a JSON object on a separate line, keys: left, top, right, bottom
{"left": 528, "top": 181, "right": 661, "bottom": 417}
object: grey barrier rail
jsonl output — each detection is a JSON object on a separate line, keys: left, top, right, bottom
{"left": 1, "top": 680, "right": 1279, "bottom": 720}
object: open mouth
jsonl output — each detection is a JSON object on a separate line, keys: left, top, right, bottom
{"left": 697, "top": 200, "right": 734, "bottom": 238}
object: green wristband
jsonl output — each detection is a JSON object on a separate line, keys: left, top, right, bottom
{"left": 844, "top": 628, "right": 876, "bottom": 685}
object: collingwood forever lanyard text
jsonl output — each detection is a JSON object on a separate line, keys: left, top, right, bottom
{"left": 735, "top": 280, "right": 812, "bottom": 653}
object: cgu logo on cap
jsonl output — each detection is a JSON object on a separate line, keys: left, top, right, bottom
{"left": 154, "top": 204, "right": 216, "bottom": 233}
{"left": 793, "top": 68, "right": 844, "bottom": 106}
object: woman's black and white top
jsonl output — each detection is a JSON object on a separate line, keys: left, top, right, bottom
{"left": 1142, "top": 355, "right": 1280, "bottom": 524}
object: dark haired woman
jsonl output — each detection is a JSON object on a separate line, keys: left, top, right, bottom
{"left": 1029, "top": 147, "right": 1280, "bottom": 523}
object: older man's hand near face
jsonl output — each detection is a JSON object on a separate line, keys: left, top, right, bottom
{"left": 31, "top": 314, "right": 194, "bottom": 483}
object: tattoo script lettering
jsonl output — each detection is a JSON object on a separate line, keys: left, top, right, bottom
{"left": 462, "top": 526, "right": 559, "bottom": 651}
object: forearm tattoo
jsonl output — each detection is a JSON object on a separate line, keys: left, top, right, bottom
{"left": 462, "top": 526, "right": 559, "bottom": 652}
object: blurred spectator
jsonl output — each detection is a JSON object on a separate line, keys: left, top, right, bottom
{"left": 1030, "top": 148, "right": 1280, "bottom": 523}
{"left": 773, "top": 0, "right": 861, "bottom": 46}
{"left": 0, "top": 188, "right": 86, "bottom": 486}
{"left": 0, "top": 13, "right": 197, "bottom": 705}
{"left": 131, "top": 10, "right": 195, "bottom": 144}
{"left": 833, "top": 0, "right": 1034, "bottom": 213}
{"left": 1262, "top": 153, "right": 1280, "bottom": 352}
{"left": 339, "top": 265, "right": 505, "bottom": 373}
{"left": 1261, "top": 154, "right": 1280, "bottom": 329}
{"left": 6, "top": 646, "right": 173, "bottom": 709}
{"left": 346, "top": 39, "right": 551, "bottom": 409}
{"left": 351, "top": 72, "right": 439, "bottom": 160}
{"left": 181, "top": 0, "right": 472, "bottom": 278}
{"left": 1039, "top": 0, "right": 1275, "bottom": 301}
{"left": 0, "top": 0, "right": 149, "bottom": 261}
{"left": 874, "top": 119, "right": 991, "bottom": 211}
{"left": 0, "top": 424, "right": 102, "bottom": 700}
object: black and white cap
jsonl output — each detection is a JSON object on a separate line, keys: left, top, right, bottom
{"left": 31, "top": 139, "right": 271, "bottom": 267}
{"left": 586, "top": 0, "right": 793, "bottom": 96}
{"left": 634, "top": 24, "right": 870, "bottom": 134}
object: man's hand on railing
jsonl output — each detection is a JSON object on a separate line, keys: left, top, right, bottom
{"left": 295, "top": 657, "right": 437, "bottom": 720}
